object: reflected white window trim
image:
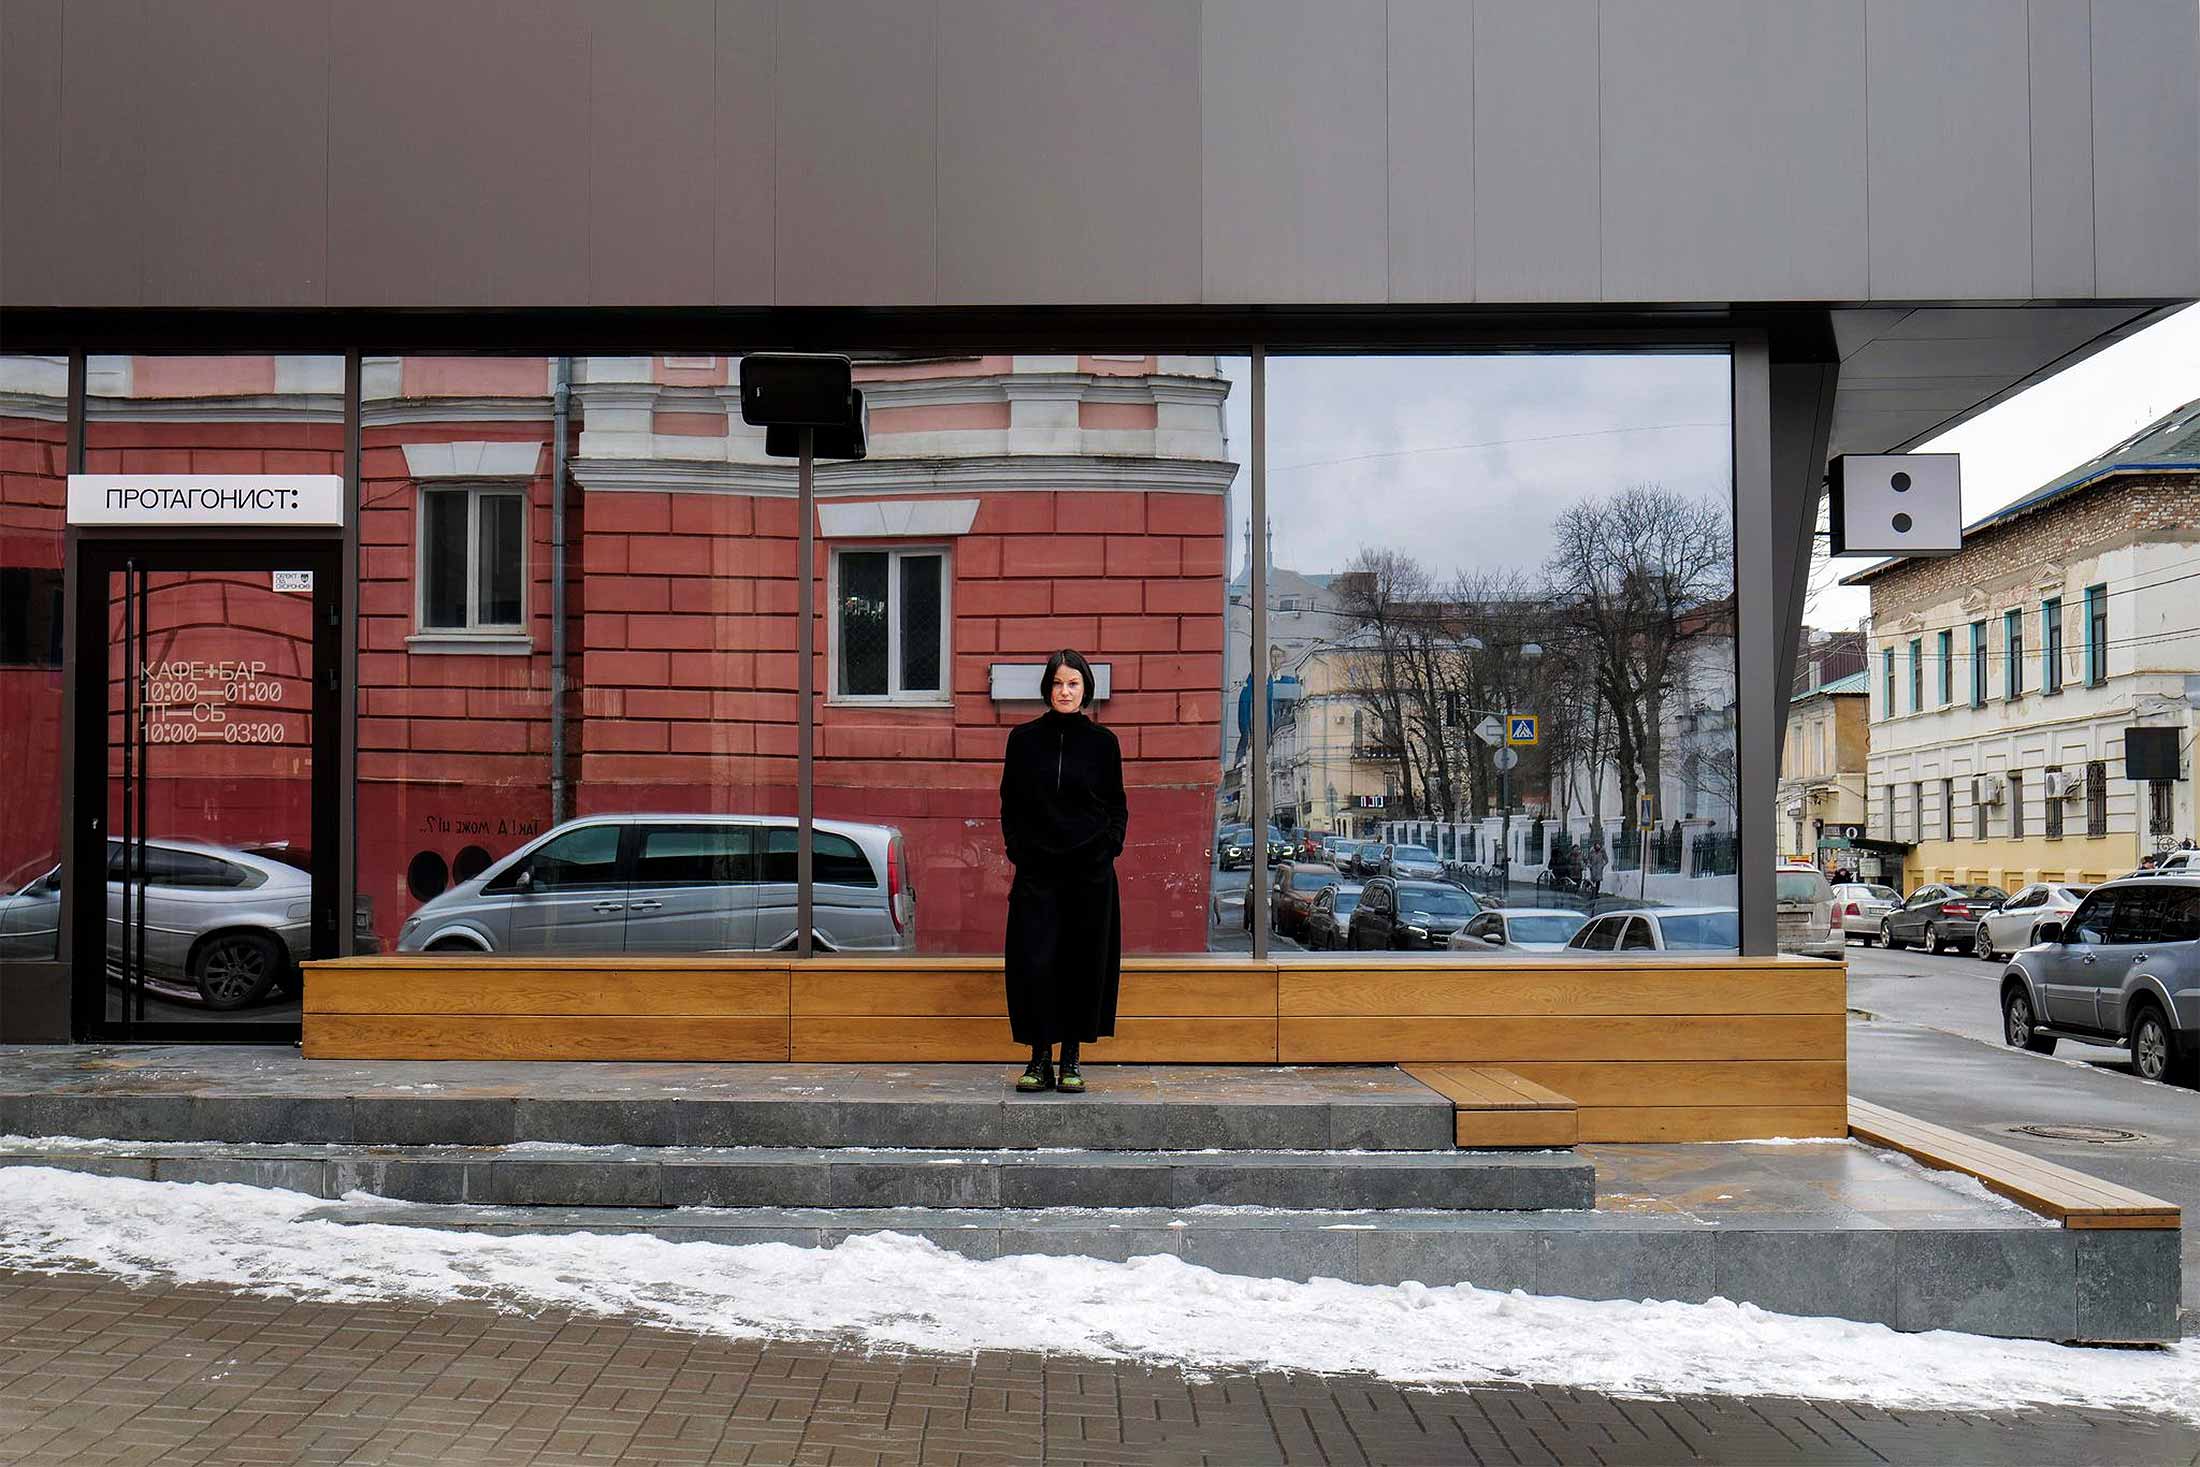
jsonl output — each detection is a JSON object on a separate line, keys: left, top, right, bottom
{"left": 405, "top": 630, "right": 532, "bottom": 656}
{"left": 414, "top": 483, "right": 528, "bottom": 646}
{"left": 401, "top": 441, "right": 544, "bottom": 478}
{"left": 817, "top": 499, "right": 979, "bottom": 539}
{"left": 826, "top": 543, "right": 952, "bottom": 707}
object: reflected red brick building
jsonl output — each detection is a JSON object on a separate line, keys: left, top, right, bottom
{"left": 3, "top": 354, "right": 1236, "bottom": 955}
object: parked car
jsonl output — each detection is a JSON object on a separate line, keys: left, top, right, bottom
{"left": 1379, "top": 843, "right": 1446, "bottom": 882}
{"left": 2131, "top": 848, "right": 2199, "bottom": 877}
{"left": 1831, "top": 882, "right": 1901, "bottom": 945}
{"left": 1881, "top": 882, "right": 2006, "bottom": 954}
{"left": 1998, "top": 875, "right": 2200, "bottom": 1085}
{"left": 1446, "top": 908, "right": 1588, "bottom": 955}
{"left": 1323, "top": 838, "right": 1365, "bottom": 872}
{"left": 1295, "top": 829, "right": 1334, "bottom": 861}
{"left": 397, "top": 814, "right": 915, "bottom": 955}
{"left": 1974, "top": 883, "right": 2092, "bottom": 962}
{"left": 1302, "top": 883, "right": 1364, "bottom": 950}
{"left": 1347, "top": 877, "right": 1481, "bottom": 950}
{"left": 1565, "top": 907, "right": 1741, "bottom": 954}
{"left": 1271, "top": 861, "right": 1344, "bottom": 940}
{"left": 0, "top": 838, "right": 311, "bottom": 1010}
{"left": 1775, "top": 864, "right": 1843, "bottom": 959}
{"left": 1217, "top": 825, "right": 1288, "bottom": 872}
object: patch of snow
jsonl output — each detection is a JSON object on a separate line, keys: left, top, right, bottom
{"left": 1, "top": 1168, "right": 2193, "bottom": 1424}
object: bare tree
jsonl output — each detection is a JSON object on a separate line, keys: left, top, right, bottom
{"left": 1545, "top": 485, "right": 1733, "bottom": 832}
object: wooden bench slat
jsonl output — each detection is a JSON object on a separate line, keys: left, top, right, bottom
{"left": 1467, "top": 1067, "right": 1576, "bottom": 1109}
{"left": 1848, "top": 1096, "right": 2179, "bottom": 1229}
{"left": 1847, "top": 1101, "right": 2164, "bottom": 1210}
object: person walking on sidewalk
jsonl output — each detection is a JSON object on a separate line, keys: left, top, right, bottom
{"left": 998, "top": 648, "right": 1128, "bottom": 1095}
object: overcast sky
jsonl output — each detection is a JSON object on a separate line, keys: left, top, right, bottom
{"left": 1219, "top": 304, "right": 2199, "bottom": 629}
{"left": 1222, "top": 354, "right": 1733, "bottom": 589}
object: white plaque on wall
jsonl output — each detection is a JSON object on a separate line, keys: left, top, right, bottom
{"left": 989, "top": 661, "right": 1113, "bottom": 703}
{"left": 68, "top": 474, "right": 345, "bottom": 528}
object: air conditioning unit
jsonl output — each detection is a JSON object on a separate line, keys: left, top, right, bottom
{"left": 1972, "top": 774, "right": 2006, "bottom": 806}
{"left": 2044, "top": 771, "right": 2081, "bottom": 800}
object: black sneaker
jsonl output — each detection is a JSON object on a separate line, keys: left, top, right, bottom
{"left": 1016, "top": 1059, "right": 1055, "bottom": 1093}
{"left": 1055, "top": 1061, "right": 1085, "bottom": 1095}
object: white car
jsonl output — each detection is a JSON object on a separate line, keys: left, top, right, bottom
{"left": 1564, "top": 906, "right": 1739, "bottom": 955}
{"left": 1973, "top": 882, "right": 2091, "bottom": 962}
{"left": 1447, "top": 907, "right": 1589, "bottom": 955}
{"left": 1832, "top": 882, "right": 1901, "bottom": 944}
{"left": 1775, "top": 864, "right": 1843, "bottom": 959}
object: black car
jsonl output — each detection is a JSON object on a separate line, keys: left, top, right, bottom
{"left": 1347, "top": 877, "right": 1482, "bottom": 950}
{"left": 1881, "top": 882, "right": 2006, "bottom": 954}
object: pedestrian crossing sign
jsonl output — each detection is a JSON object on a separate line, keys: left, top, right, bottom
{"left": 1505, "top": 715, "right": 1537, "bottom": 746}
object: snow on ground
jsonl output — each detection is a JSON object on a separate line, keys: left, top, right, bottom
{"left": 2, "top": 1166, "right": 2195, "bottom": 1422}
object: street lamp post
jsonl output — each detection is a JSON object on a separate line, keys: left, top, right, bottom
{"left": 1463, "top": 636, "right": 1542, "bottom": 889}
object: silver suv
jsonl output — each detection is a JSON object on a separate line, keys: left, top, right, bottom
{"left": 397, "top": 814, "right": 915, "bottom": 955}
{"left": 1999, "top": 874, "right": 2200, "bottom": 1086}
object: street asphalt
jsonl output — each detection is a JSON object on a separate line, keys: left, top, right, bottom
{"left": 1843, "top": 937, "right": 2200, "bottom": 1331}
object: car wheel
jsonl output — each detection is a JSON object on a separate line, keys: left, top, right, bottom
{"left": 1924, "top": 922, "right": 1943, "bottom": 954}
{"left": 426, "top": 938, "right": 481, "bottom": 953}
{"left": 2002, "top": 985, "right": 2056, "bottom": 1054}
{"left": 1973, "top": 926, "right": 1996, "bottom": 961}
{"left": 1880, "top": 919, "right": 1903, "bottom": 951}
{"left": 2129, "top": 1006, "right": 2195, "bottom": 1086}
{"left": 191, "top": 931, "right": 284, "bottom": 1011}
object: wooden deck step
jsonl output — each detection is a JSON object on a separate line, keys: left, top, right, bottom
{"left": 1849, "top": 1096, "right": 2180, "bottom": 1230}
{"left": 1403, "top": 1064, "right": 1579, "bottom": 1149}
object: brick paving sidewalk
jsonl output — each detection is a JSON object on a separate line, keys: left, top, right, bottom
{"left": 0, "top": 1270, "right": 2193, "bottom": 1466}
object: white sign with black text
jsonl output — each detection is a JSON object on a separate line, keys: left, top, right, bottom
{"left": 67, "top": 475, "right": 345, "bottom": 528}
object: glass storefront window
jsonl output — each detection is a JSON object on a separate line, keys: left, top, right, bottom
{"left": 0, "top": 355, "right": 68, "bottom": 977}
{"left": 1254, "top": 353, "right": 1739, "bottom": 958}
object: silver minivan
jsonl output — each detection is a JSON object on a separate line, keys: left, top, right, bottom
{"left": 396, "top": 814, "right": 915, "bottom": 955}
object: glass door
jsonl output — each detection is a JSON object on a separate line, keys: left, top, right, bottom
{"left": 73, "top": 541, "right": 339, "bottom": 1040}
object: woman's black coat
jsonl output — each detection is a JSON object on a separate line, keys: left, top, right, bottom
{"left": 999, "top": 707, "right": 1128, "bottom": 1046}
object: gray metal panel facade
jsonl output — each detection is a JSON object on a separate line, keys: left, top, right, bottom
{"left": 773, "top": 0, "right": 938, "bottom": 306}
{"left": 2027, "top": 0, "right": 2096, "bottom": 299}
{"left": 1598, "top": 1, "right": 1868, "bottom": 303}
{"left": 937, "top": 0, "right": 1203, "bottom": 305}
{"left": 1, "top": 0, "right": 2194, "bottom": 309}
{"left": 1865, "top": 0, "right": 2032, "bottom": 302}
{"left": 588, "top": 0, "right": 720, "bottom": 307}
{"left": 2090, "top": 0, "right": 2200, "bottom": 297}
{"left": 1200, "top": 0, "right": 1390, "bottom": 303}
{"left": 1469, "top": 0, "right": 1602, "bottom": 302}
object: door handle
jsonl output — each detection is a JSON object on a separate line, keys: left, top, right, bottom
{"left": 2080, "top": 953, "right": 2096, "bottom": 964}
{"left": 628, "top": 900, "right": 663, "bottom": 912}
{"left": 591, "top": 901, "right": 626, "bottom": 914}
{"left": 2131, "top": 954, "right": 2148, "bottom": 963}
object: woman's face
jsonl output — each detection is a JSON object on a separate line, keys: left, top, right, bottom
{"left": 1049, "top": 665, "right": 1085, "bottom": 714}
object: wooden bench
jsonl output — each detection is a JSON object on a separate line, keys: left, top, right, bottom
{"left": 1403, "top": 1065, "right": 1579, "bottom": 1148}
{"left": 1848, "top": 1096, "right": 2180, "bottom": 1230}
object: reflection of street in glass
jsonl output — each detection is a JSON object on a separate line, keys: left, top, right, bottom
{"left": 0, "top": 839, "right": 311, "bottom": 1012}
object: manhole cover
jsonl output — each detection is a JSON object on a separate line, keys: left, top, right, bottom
{"left": 2009, "top": 1123, "right": 2146, "bottom": 1144}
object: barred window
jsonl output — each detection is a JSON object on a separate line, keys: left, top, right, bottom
{"left": 2086, "top": 760, "right": 2108, "bottom": 838}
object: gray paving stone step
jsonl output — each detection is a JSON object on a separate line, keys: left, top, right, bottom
{"left": 0, "top": 1139, "right": 1594, "bottom": 1212}
{"left": 0, "top": 1058, "right": 1455, "bottom": 1152}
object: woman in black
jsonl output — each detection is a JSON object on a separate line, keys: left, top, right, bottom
{"left": 998, "top": 648, "right": 1127, "bottom": 1094}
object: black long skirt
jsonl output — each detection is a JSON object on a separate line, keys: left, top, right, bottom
{"left": 1003, "top": 863, "right": 1121, "bottom": 1046}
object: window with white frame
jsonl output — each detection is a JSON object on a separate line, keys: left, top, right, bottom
{"left": 832, "top": 546, "right": 948, "bottom": 701}
{"left": 419, "top": 486, "right": 525, "bottom": 632}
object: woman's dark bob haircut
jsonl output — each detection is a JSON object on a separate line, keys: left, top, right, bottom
{"left": 1041, "top": 648, "right": 1097, "bottom": 709}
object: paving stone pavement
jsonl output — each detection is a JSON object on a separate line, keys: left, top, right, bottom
{"left": 0, "top": 1269, "right": 2194, "bottom": 1467}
